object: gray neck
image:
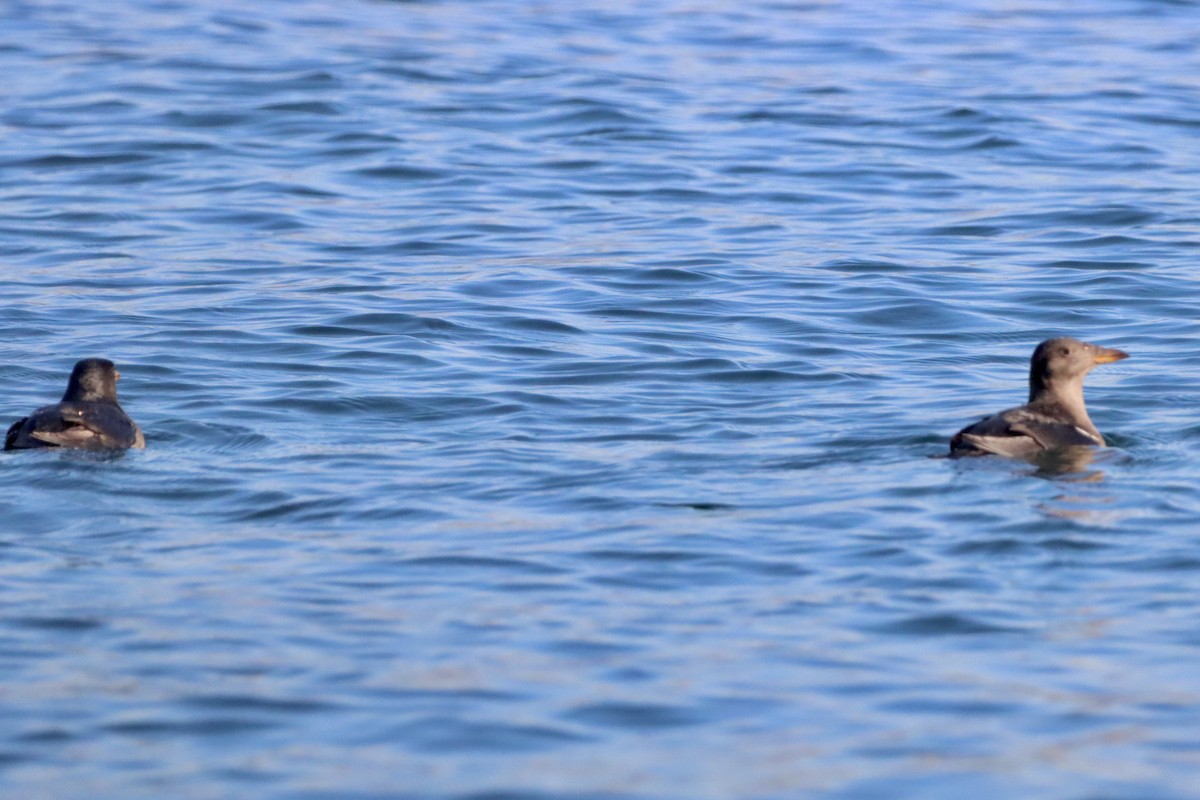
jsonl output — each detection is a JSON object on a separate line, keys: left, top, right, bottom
{"left": 1030, "top": 376, "right": 1099, "bottom": 438}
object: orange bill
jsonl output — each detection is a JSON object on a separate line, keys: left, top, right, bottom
{"left": 1091, "top": 346, "right": 1129, "bottom": 364}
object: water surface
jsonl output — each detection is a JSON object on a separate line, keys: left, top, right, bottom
{"left": 2, "top": 1, "right": 1200, "bottom": 798}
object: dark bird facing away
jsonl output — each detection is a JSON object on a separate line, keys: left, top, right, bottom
{"left": 950, "top": 337, "right": 1127, "bottom": 460}
{"left": 5, "top": 358, "right": 144, "bottom": 451}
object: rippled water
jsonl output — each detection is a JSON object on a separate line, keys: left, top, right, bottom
{"left": 3, "top": 0, "right": 1200, "bottom": 797}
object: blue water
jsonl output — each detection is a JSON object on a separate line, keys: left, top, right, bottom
{"left": 2, "top": 0, "right": 1200, "bottom": 797}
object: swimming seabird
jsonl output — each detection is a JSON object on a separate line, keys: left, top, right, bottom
{"left": 950, "top": 337, "right": 1127, "bottom": 459}
{"left": 5, "top": 358, "right": 145, "bottom": 451}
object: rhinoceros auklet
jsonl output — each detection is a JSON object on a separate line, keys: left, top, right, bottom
{"left": 5, "top": 358, "right": 144, "bottom": 451}
{"left": 950, "top": 337, "right": 1127, "bottom": 459}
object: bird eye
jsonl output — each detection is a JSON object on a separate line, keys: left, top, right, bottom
{"left": 1059, "top": 348, "right": 1069, "bottom": 356}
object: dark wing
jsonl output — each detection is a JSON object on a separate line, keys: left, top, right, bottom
{"left": 1008, "top": 419, "right": 1100, "bottom": 450}
{"left": 951, "top": 406, "right": 1099, "bottom": 459}
{"left": 17, "top": 402, "right": 141, "bottom": 450}
{"left": 4, "top": 417, "right": 31, "bottom": 450}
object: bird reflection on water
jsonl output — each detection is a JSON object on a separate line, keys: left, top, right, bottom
{"left": 1033, "top": 447, "right": 1132, "bottom": 525}
{"left": 1031, "top": 444, "right": 1102, "bottom": 479}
